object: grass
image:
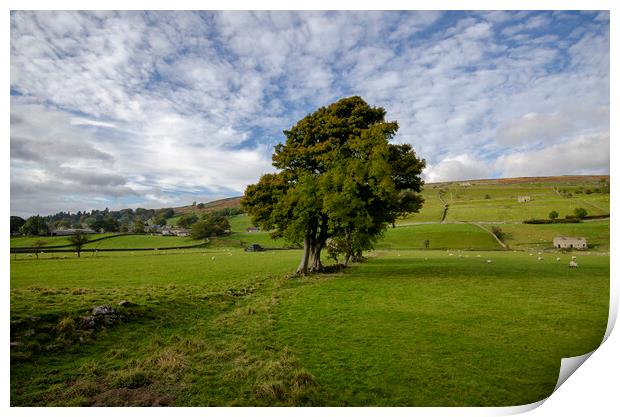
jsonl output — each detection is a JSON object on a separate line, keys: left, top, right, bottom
{"left": 274, "top": 250, "right": 609, "bottom": 406}
{"left": 83, "top": 235, "right": 199, "bottom": 249}
{"left": 499, "top": 220, "right": 610, "bottom": 251}
{"left": 399, "top": 178, "right": 609, "bottom": 224}
{"left": 10, "top": 233, "right": 117, "bottom": 248}
{"left": 10, "top": 245, "right": 608, "bottom": 406}
{"left": 9, "top": 177, "right": 610, "bottom": 406}
{"left": 378, "top": 223, "right": 501, "bottom": 250}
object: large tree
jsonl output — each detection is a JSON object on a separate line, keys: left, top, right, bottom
{"left": 242, "top": 96, "right": 425, "bottom": 274}
{"left": 20, "top": 215, "right": 49, "bottom": 236}
{"left": 10, "top": 216, "right": 25, "bottom": 235}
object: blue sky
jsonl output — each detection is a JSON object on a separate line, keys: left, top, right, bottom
{"left": 10, "top": 10, "right": 609, "bottom": 217}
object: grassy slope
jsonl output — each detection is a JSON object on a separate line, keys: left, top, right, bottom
{"left": 500, "top": 220, "right": 610, "bottom": 251}
{"left": 400, "top": 177, "right": 609, "bottom": 224}
{"left": 378, "top": 223, "right": 501, "bottom": 250}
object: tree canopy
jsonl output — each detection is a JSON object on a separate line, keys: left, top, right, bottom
{"left": 20, "top": 215, "right": 49, "bottom": 236}
{"left": 242, "top": 96, "right": 425, "bottom": 274}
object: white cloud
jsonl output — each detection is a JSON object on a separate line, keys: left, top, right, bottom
{"left": 424, "top": 154, "right": 493, "bottom": 183}
{"left": 9, "top": 11, "right": 610, "bottom": 215}
{"left": 495, "top": 132, "right": 609, "bottom": 178}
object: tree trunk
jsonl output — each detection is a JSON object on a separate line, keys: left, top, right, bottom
{"left": 296, "top": 234, "right": 312, "bottom": 275}
{"left": 309, "top": 242, "right": 323, "bottom": 272}
{"left": 343, "top": 253, "right": 351, "bottom": 267}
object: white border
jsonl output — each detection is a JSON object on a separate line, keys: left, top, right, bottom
{"left": 3, "top": 1, "right": 616, "bottom": 415}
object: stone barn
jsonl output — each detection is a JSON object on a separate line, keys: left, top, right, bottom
{"left": 517, "top": 196, "right": 531, "bottom": 203}
{"left": 553, "top": 237, "right": 587, "bottom": 249}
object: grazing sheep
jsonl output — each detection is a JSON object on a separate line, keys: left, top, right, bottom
{"left": 26, "top": 254, "right": 33, "bottom": 257}
{"left": 537, "top": 257, "right": 544, "bottom": 261}
{"left": 448, "top": 253, "right": 454, "bottom": 256}
{"left": 487, "top": 259, "right": 493, "bottom": 263}
{"left": 538, "top": 252, "right": 542, "bottom": 255}
{"left": 529, "top": 253, "right": 533, "bottom": 256}
{"left": 556, "top": 257, "right": 561, "bottom": 261}
{"left": 569, "top": 261, "right": 578, "bottom": 268}
{"left": 571, "top": 256, "right": 577, "bottom": 260}
{"left": 211, "top": 256, "right": 215, "bottom": 260}
{"left": 476, "top": 254, "right": 481, "bottom": 258}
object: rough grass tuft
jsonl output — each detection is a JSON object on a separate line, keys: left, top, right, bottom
{"left": 55, "top": 317, "right": 75, "bottom": 335}
{"left": 109, "top": 369, "right": 151, "bottom": 389}
{"left": 291, "top": 369, "right": 317, "bottom": 389}
{"left": 254, "top": 381, "right": 286, "bottom": 400}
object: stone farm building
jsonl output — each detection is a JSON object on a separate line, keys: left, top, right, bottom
{"left": 517, "top": 196, "right": 531, "bottom": 203}
{"left": 553, "top": 237, "right": 587, "bottom": 249}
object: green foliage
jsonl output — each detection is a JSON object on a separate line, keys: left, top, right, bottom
{"left": 191, "top": 214, "right": 230, "bottom": 239}
{"left": 491, "top": 226, "right": 505, "bottom": 242}
{"left": 177, "top": 213, "right": 199, "bottom": 228}
{"left": 31, "top": 239, "right": 47, "bottom": 259}
{"left": 91, "top": 217, "right": 120, "bottom": 233}
{"left": 11, "top": 216, "right": 26, "bottom": 235}
{"left": 67, "top": 232, "right": 90, "bottom": 258}
{"left": 133, "top": 220, "right": 145, "bottom": 234}
{"left": 574, "top": 207, "right": 588, "bottom": 219}
{"left": 20, "top": 215, "right": 49, "bottom": 236}
{"left": 548, "top": 210, "right": 559, "bottom": 220}
{"left": 243, "top": 96, "right": 425, "bottom": 273}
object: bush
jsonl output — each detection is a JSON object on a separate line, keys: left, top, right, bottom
{"left": 548, "top": 211, "right": 559, "bottom": 220}
{"left": 191, "top": 215, "right": 230, "bottom": 239}
{"left": 574, "top": 207, "right": 588, "bottom": 219}
{"left": 523, "top": 219, "right": 553, "bottom": 224}
{"left": 491, "top": 226, "right": 505, "bottom": 241}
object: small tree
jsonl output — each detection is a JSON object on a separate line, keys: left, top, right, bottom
{"left": 133, "top": 220, "right": 145, "bottom": 234}
{"left": 491, "top": 226, "right": 505, "bottom": 242}
{"left": 68, "top": 232, "right": 89, "bottom": 258}
{"left": 31, "top": 239, "right": 47, "bottom": 260}
{"left": 574, "top": 207, "right": 588, "bottom": 219}
{"left": 177, "top": 213, "right": 199, "bottom": 228}
{"left": 549, "top": 210, "right": 559, "bottom": 220}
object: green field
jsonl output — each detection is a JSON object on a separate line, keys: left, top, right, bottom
{"left": 500, "top": 220, "right": 610, "bottom": 251}
{"left": 400, "top": 178, "right": 609, "bottom": 223}
{"left": 10, "top": 248, "right": 608, "bottom": 406}
{"left": 378, "top": 223, "right": 501, "bottom": 250}
{"left": 10, "top": 176, "right": 610, "bottom": 406}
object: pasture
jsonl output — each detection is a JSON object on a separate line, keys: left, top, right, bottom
{"left": 10, "top": 246, "right": 608, "bottom": 406}
{"left": 10, "top": 176, "right": 610, "bottom": 406}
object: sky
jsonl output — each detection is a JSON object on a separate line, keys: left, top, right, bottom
{"left": 9, "top": 10, "right": 610, "bottom": 217}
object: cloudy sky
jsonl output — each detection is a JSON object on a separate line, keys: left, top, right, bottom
{"left": 10, "top": 10, "right": 609, "bottom": 217}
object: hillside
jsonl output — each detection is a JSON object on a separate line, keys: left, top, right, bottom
{"left": 170, "top": 175, "right": 609, "bottom": 222}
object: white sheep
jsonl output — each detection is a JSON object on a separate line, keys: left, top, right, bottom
{"left": 556, "top": 257, "right": 561, "bottom": 261}
{"left": 569, "top": 261, "right": 578, "bottom": 268}
{"left": 448, "top": 253, "right": 454, "bottom": 256}
{"left": 211, "top": 256, "right": 215, "bottom": 260}
{"left": 476, "top": 254, "right": 481, "bottom": 258}
{"left": 571, "top": 256, "right": 577, "bottom": 260}
{"left": 529, "top": 253, "right": 533, "bottom": 256}
{"left": 537, "top": 257, "right": 544, "bottom": 261}
{"left": 487, "top": 259, "right": 493, "bottom": 263}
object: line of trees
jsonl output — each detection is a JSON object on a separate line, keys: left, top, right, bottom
{"left": 11, "top": 204, "right": 245, "bottom": 236}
